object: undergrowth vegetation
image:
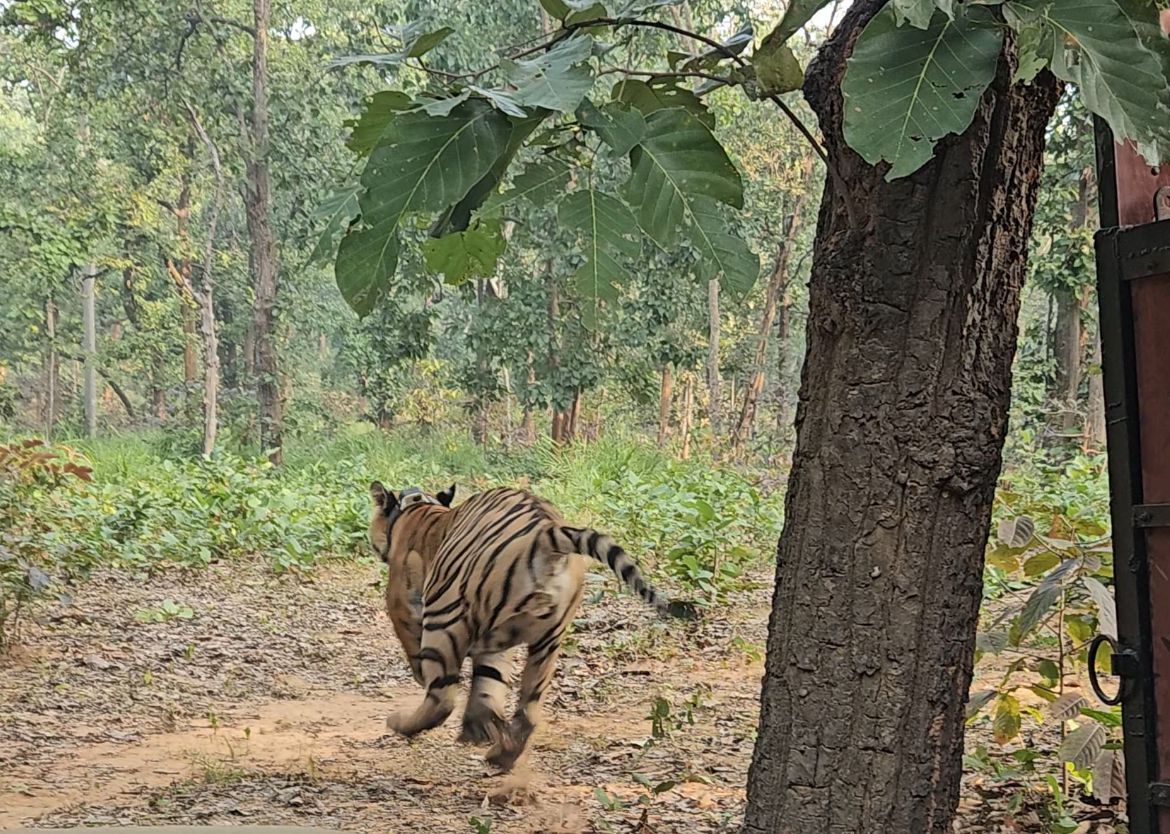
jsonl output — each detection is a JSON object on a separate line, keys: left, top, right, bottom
{"left": 0, "top": 424, "right": 785, "bottom": 645}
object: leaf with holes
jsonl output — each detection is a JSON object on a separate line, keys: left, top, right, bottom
{"left": 578, "top": 99, "right": 647, "bottom": 155}
{"left": 346, "top": 92, "right": 413, "bottom": 157}
{"left": 310, "top": 185, "right": 361, "bottom": 265}
{"left": 624, "top": 108, "right": 743, "bottom": 248}
{"left": 612, "top": 78, "right": 714, "bottom": 127}
{"left": 993, "top": 693, "right": 1022, "bottom": 744}
{"left": 1060, "top": 722, "right": 1107, "bottom": 770}
{"left": 501, "top": 35, "right": 595, "bottom": 114}
{"left": 689, "top": 198, "right": 760, "bottom": 297}
{"left": 842, "top": 5, "right": 1004, "bottom": 179}
{"left": 998, "top": 515, "right": 1036, "bottom": 548}
{"left": 422, "top": 224, "right": 506, "bottom": 285}
{"left": 1030, "top": 0, "right": 1170, "bottom": 161}
{"left": 481, "top": 158, "right": 572, "bottom": 214}
{"left": 335, "top": 218, "right": 399, "bottom": 317}
{"left": 359, "top": 99, "right": 511, "bottom": 228}
{"left": 1092, "top": 747, "right": 1126, "bottom": 803}
{"left": 1083, "top": 576, "right": 1118, "bottom": 639}
{"left": 893, "top": 0, "right": 939, "bottom": 28}
{"left": 1047, "top": 690, "right": 1088, "bottom": 723}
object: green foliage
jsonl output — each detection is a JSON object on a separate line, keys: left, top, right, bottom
{"left": 0, "top": 440, "right": 95, "bottom": 648}
{"left": 134, "top": 598, "right": 195, "bottom": 623}
{"left": 835, "top": 0, "right": 1170, "bottom": 178}
{"left": 842, "top": 5, "right": 1004, "bottom": 180}
{"left": 327, "top": 5, "right": 764, "bottom": 323}
{"left": 972, "top": 450, "right": 1122, "bottom": 801}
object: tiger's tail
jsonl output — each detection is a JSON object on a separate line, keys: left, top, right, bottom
{"left": 559, "top": 526, "right": 696, "bottom": 619}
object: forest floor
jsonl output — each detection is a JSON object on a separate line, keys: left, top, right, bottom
{"left": 0, "top": 561, "right": 1124, "bottom": 834}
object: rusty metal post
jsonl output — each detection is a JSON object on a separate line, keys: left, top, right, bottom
{"left": 1095, "top": 122, "right": 1170, "bottom": 834}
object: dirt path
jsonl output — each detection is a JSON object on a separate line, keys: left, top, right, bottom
{"left": 0, "top": 561, "right": 1123, "bottom": 833}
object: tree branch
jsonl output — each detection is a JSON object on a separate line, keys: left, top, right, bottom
{"left": 56, "top": 349, "right": 136, "bottom": 419}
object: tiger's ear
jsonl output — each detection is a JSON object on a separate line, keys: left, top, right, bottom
{"left": 436, "top": 484, "right": 456, "bottom": 507}
{"left": 370, "top": 481, "right": 398, "bottom": 514}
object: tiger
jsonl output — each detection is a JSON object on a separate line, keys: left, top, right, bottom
{"left": 367, "top": 481, "right": 694, "bottom": 771}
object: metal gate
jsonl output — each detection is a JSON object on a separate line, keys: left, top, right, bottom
{"left": 1094, "top": 121, "right": 1170, "bottom": 834}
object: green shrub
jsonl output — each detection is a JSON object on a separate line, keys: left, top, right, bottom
{"left": 0, "top": 440, "right": 98, "bottom": 648}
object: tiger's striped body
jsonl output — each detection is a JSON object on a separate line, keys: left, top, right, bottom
{"left": 368, "top": 483, "right": 690, "bottom": 770}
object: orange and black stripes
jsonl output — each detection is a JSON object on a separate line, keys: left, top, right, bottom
{"left": 368, "top": 483, "right": 694, "bottom": 770}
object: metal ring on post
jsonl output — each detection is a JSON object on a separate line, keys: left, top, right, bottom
{"left": 1088, "top": 634, "right": 1123, "bottom": 706}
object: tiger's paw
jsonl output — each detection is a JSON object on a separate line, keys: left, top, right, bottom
{"left": 484, "top": 736, "right": 523, "bottom": 772}
{"left": 385, "top": 711, "right": 414, "bottom": 737}
{"left": 459, "top": 711, "right": 506, "bottom": 746}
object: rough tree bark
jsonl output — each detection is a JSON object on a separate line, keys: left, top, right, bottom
{"left": 44, "top": 295, "right": 58, "bottom": 439}
{"left": 244, "top": 0, "right": 283, "bottom": 465}
{"left": 706, "top": 279, "right": 722, "bottom": 437}
{"left": 81, "top": 264, "right": 98, "bottom": 438}
{"left": 742, "top": 4, "right": 1062, "bottom": 832}
{"left": 731, "top": 155, "right": 814, "bottom": 457}
{"left": 187, "top": 105, "right": 224, "bottom": 457}
{"left": 1051, "top": 169, "right": 1091, "bottom": 435}
{"left": 680, "top": 374, "right": 694, "bottom": 460}
{"left": 522, "top": 353, "right": 537, "bottom": 444}
{"left": 656, "top": 363, "right": 673, "bottom": 448}
{"left": 1085, "top": 330, "right": 1106, "bottom": 449}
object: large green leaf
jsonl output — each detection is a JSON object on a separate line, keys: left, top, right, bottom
{"left": 578, "top": 99, "right": 647, "bottom": 155}
{"left": 309, "top": 185, "right": 361, "bottom": 265}
{"left": 688, "top": 198, "right": 760, "bottom": 298}
{"left": 842, "top": 6, "right": 1004, "bottom": 180}
{"left": 423, "top": 223, "right": 506, "bottom": 285}
{"left": 432, "top": 112, "right": 548, "bottom": 235}
{"left": 345, "top": 92, "right": 413, "bottom": 157}
{"left": 1032, "top": 0, "right": 1170, "bottom": 161}
{"left": 500, "top": 36, "right": 596, "bottom": 113}
{"left": 624, "top": 108, "right": 743, "bottom": 248}
{"left": 558, "top": 189, "right": 641, "bottom": 327}
{"left": 481, "top": 158, "right": 572, "bottom": 213}
{"left": 359, "top": 99, "right": 511, "bottom": 228}
{"left": 335, "top": 218, "right": 399, "bottom": 317}
{"left": 612, "top": 78, "right": 714, "bottom": 128}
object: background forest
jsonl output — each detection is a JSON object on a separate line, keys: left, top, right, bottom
{"left": 0, "top": 1, "right": 1125, "bottom": 832}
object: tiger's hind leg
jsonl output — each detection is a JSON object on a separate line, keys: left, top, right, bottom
{"left": 486, "top": 625, "right": 565, "bottom": 771}
{"left": 458, "top": 650, "right": 514, "bottom": 746}
{"left": 386, "top": 621, "right": 468, "bottom": 737}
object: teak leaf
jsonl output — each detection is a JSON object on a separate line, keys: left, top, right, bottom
{"left": 842, "top": 5, "right": 1004, "bottom": 179}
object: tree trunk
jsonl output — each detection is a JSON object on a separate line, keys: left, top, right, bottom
{"left": 44, "top": 295, "right": 58, "bottom": 439}
{"left": 175, "top": 178, "right": 198, "bottom": 389}
{"left": 732, "top": 157, "right": 814, "bottom": 457}
{"left": 680, "top": 374, "right": 694, "bottom": 460}
{"left": 1052, "top": 288, "right": 1081, "bottom": 433}
{"left": 1051, "top": 168, "right": 1091, "bottom": 436}
{"left": 567, "top": 388, "right": 582, "bottom": 442}
{"left": 547, "top": 262, "right": 569, "bottom": 443}
{"left": 522, "top": 353, "right": 537, "bottom": 444}
{"left": 1085, "top": 329, "right": 1106, "bottom": 450}
{"left": 775, "top": 294, "right": 794, "bottom": 436}
{"left": 656, "top": 363, "right": 673, "bottom": 448}
{"left": 188, "top": 104, "right": 224, "bottom": 457}
{"left": 706, "top": 279, "right": 722, "bottom": 438}
{"left": 245, "top": 0, "right": 283, "bottom": 465}
{"left": 81, "top": 265, "right": 98, "bottom": 438}
{"left": 743, "top": 6, "right": 1061, "bottom": 832}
